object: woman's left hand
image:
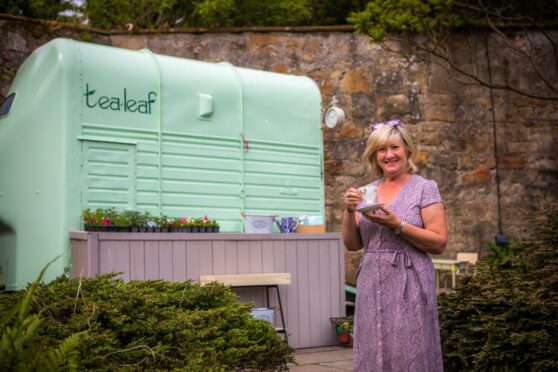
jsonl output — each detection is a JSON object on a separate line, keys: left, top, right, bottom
{"left": 362, "top": 205, "right": 400, "bottom": 231}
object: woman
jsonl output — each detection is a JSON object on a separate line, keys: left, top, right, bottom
{"left": 342, "top": 119, "right": 447, "bottom": 371}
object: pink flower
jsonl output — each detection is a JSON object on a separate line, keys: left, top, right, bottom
{"left": 102, "top": 218, "right": 110, "bottom": 225}
{"left": 204, "top": 215, "right": 209, "bottom": 221}
{"left": 180, "top": 217, "right": 189, "bottom": 223}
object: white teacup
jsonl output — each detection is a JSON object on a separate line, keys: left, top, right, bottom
{"left": 358, "top": 185, "right": 378, "bottom": 205}
{"left": 356, "top": 185, "right": 382, "bottom": 212}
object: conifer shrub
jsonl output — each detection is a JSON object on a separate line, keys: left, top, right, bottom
{"left": 438, "top": 202, "right": 558, "bottom": 371}
{"left": 0, "top": 274, "right": 293, "bottom": 371}
{"left": 0, "top": 259, "right": 82, "bottom": 372}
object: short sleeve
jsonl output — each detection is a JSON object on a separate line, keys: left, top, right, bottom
{"left": 420, "top": 179, "right": 443, "bottom": 208}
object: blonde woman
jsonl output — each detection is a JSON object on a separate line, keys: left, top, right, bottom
{"left": 342, "top": 120, "right": 447, "bottom": 371}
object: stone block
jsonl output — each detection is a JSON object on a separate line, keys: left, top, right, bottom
{"left": 248, "top": 34, "right": 282, "bottom": 53}
{"left": 324, "top": 159, "right": 344, "bottom": 176}
{"left": 340, "top": 67, "right": 370, "bottom": 93}
{"left": 382, "top": 94, "right": 410, "bottom": 117}
{"left": 463, "top": 169, "right": 493, "bottom": 184}
{"left": 111, "top": 35, "right": 148, "bottom": 50}
{"left": 499, "top": 154, "right": 525, "bottom": 169}
{"left": 337, "top": 121, "right": 364, "bottom": 139}
{"left": 412, "top": 151, "right": 430, "bottom": 168}
{"left": 272, "top": 64, "right": 289, "bottom": 74}
{"left": 417, "top": 93, "right": 455, "bottom": 122}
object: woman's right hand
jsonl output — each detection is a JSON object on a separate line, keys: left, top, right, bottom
{"left": 344, "top": 187, "right": 362, "bottom": 213}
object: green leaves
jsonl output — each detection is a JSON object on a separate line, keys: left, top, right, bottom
{"left": 0, "top": 273, "right": 293, "bottom": 370}
{"left": 0, "top": 257, "right": 83, "bottom": 372}
{"left": 349, "top": 0, "right": 462, "bottom": 41}
{"left": 438, "top": 202, "right": 558, "bottom": 370}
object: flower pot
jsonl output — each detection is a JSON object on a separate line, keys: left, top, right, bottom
{"left": 337, "top": 330, "right": 350, "bottom": 345}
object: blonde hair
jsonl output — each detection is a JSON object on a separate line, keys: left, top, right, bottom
{"left": 362, "top": 122, "right": 418, "bottom": 178}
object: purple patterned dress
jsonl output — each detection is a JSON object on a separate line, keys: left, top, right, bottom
{"left": 353, "top": 174, "right": 444, "bottom": 371}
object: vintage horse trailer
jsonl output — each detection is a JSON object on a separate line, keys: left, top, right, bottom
{"left": 0, "top": 38, "right": 324, "bottom": 289}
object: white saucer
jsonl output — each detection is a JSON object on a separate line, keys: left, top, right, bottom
{"left": 356, "top": 204, "right": 383, "bottom": 213}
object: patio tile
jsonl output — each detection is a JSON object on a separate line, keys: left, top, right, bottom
{"left": 289, "top": 346, "right": 353, "bottom": 370}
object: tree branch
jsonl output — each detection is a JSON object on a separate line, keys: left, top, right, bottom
{"left": 482, "top": 11, "right": 558, "bottom": 94}
{"left": 382, "top": 34, "right": 558, "bottom": 100}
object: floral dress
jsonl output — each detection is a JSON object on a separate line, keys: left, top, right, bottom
{"left": 353, "top": 174, "right": 444, "bottom": 371}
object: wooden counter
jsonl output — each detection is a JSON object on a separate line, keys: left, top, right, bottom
{"left": 70, "top": 231, "right": 345, "bottom": 349}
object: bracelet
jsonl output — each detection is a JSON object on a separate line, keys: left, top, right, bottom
{"left": 345, "top": 207, "right": 355, "bottom": 213}
{"left": 394, "top": 221, "right": 406, "bottom": 235}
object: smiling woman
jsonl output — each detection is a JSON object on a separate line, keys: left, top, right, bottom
{"left": 342, "top": 119, "right": 447, "bottom": 371}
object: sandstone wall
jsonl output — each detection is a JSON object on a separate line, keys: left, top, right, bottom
{"left": 1, "top": 17, "right": 556, "bottom": 284}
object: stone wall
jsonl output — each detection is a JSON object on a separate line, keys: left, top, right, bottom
{"left": 1, "top": 16, "right": 557, "bottom": 284}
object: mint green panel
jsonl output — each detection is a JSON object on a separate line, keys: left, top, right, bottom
{"left": 243, "top": 143, "right": 323, "bottom": 216}
{"left": 0, "top": 39, "right": 78, "bottom": 290}
{"left": 79, "top": 44, "right": 160, "bottom": 132}
{"left": 0, "top": 38, "right": 324, "bottom": 288}
{"left": 237, "top": 67, "right": 322, "bottom": 146}
{"left": 236, "top": 68, "right": 324, "bottom": 220}
{"left": 78, "top": 42, "right": 161, "bottom": 215}
{"left": 156, "top": 56, "right": 243, "bottom": 231}
{"left": 81, "top": 141, "right": 136, "bottom": 210}
{"left": 156, "top": 56, "right": 241, "bottom": 138}
{"left": 160, "top": 133, "right": 243, "bottom": 231}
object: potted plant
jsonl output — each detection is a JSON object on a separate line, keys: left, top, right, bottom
{"left": 169, "top": 218, "right": 181, "bottom": 232}
{"left": 203, "top": 215, "right": 220, "bottom": 232}
{"left": 81, "top": 208, "right": 95, "bottom": 231}
{"left": 192, "top": 217, "right": 204, "bottom": 232}
{"left": 124, "top": 210, "right": 142, "bottom": 232}
{"left": 159, "top": 215, "right": 170, "bottom": 232}
{"left": 177, "top": 217, "right": 190, "bottom": 232}
{"left": 330, "top": 316, "right": 353, "bottom": 347}
{"left": 113, "top": 213, "right": 130, "bottom": 232}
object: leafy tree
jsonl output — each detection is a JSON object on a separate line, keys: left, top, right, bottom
{"left": 307, "top": 0, "right": 368, "bottom": 25}
{"left": 3, "top": 0, "right": 368, "bottom": 29}
{"left": 85, "top": 0, "right": 183, "bottom": 30}
{"left": 349, "top": 0, "right": 558, "bottom": 101}
{"left": 0, "top": 0, "right": 75, "bottom": 20}
{"left": 438, "top": 201, "right": 558, "bottom": 370}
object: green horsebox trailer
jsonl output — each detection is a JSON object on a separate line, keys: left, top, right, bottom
{"left": 0, "top": 38, "right": 324, "bottom": 290}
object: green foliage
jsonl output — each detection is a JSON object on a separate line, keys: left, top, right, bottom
{"left": 0, "top": 0, "right": 73, "bottom": 20}
{"left": 349, "top": 0, "right": 558, "bottom": 42}
{"left": 348, "top": 0, "right": 464, "bottom": 41}
{"left": 438, "top": 202, "right": 558, "bottom": 371}
{"left": 3, "top": 0, "right": 368, "bottom": 29}
{"left": 191, "top": 0, "right": 312, "bottom": 28}
{"left": 85, "top": 0, "right": 182, "bottom": 30}
{"left": 0, "top": 274, "right": 293, "bottom": 370}
{"left": 0, "top": 258, "right": 83, "bottom": 372}
{"left": 482, "top": 236, "right": 523, "bottom": 266}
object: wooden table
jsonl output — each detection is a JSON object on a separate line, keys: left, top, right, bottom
{"left": 200, "top": 273, "right": 291, "bottom": 341}
{"left": 432, "top": 259, "right": 468, "bottom": 289}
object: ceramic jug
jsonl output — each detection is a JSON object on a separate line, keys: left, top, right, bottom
{"left": 276, "top": 217, "right": 300, "bottom": 233}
